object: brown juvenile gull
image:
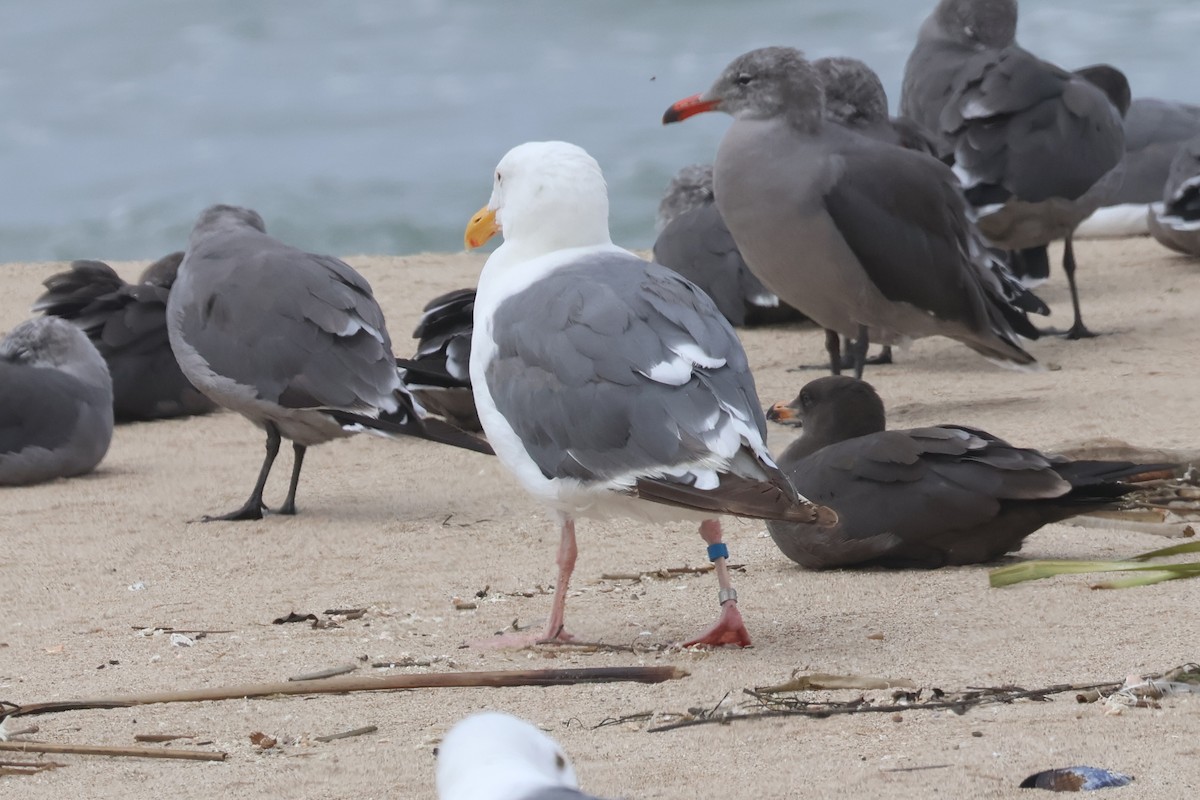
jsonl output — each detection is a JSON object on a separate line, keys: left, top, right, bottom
{"left": 1, "top": 317, "right": 114, "bottom": 486}
{"left": 663, "top": 46, "right": 1039, "bottom": 378}
{"left": 900, "top": 0, "right": 1126, "bottom": 338}
{"left": 34, "top": 253, "right": 217, "bottom": 422}
{"left": 437, "top": 712, "right": 610, "bottom": 800}
{"left": 652, "top": 163, "right": 804, "bottom": 328}
{"left": 464, "top": 141, "right": 835, "bottom": 648}
{"left": 764, "top": 376, "right": 1172, "bottom": 569}
{"left": 1148, "top": 134, "right": 1200, "bottom": 257}
{"left": 166, "top": 204, "right": 492, "bottom": 521}
{"left": 395, "top": 287, "right": 480, "bottom": 431}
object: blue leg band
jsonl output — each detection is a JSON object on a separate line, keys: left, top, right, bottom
{"left": 707, "top": 543, "right": 729, "bottom": 562}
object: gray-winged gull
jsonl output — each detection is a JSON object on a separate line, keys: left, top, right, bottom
{"left": 1148, "top": 134, "right": 1200, "bottom": 256}
{"left": 437, "top": 712, "right": 607, "bottom": 800}
{"left": 652, "top": 164, "right": 803, "bottom": 328}
{"left": 1, "top": 317, "right": 114, "bottom": 486}
{"left": 34, "top": 253, "right": 217, "bottom": 422}
{"left": 395, "top": 287, "right": 480, "bottom": 431}
{"left": 900, "top": 0, "right": 1126, "bottom": 338}
{"left": 663, "top": 47, "right": 1040, "bottom": 378}
{"left": 813, "top": 56, "right": 937, "bottom": 156}
{"left": 764, "top": 376, "right": 1172, "bottom": 569}
{"left": 464, "top": 141, "right": 835, "bottom": 647}
{"left": 1078, "top": 95, "right": 1200, "bottom": 238}
{"left": 166, "top": 204, "right": 492, "bottom": 521}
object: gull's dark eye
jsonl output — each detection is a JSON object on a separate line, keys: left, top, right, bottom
{"left": 735, "top": 73, "right": 753, "bottom": 86}
{"left": 799, "top": 391, "right": 813, "bottom": 409}
{"left": 555, "top": 753, "right": 567, "bottom": 771}
{"left": 496, "top": 171, "right": 503, "bottom": 184}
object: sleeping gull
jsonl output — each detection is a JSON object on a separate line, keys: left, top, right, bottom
{"left": 396, "top": 287, "right": 480, "bottom": 431}
{"left": 652, "top": 164, "right": 803, "bottom": 328}
{"left": 166, "top": 204, "right": 492, "bottom": 521}
{"left": 813, "top": 55, "right": 936, "bottom": 156}
{"left": 1, "top": 317, "right": 114, "bottom": 486}
{"left": 764, "top": 376, "right": 1172, "bottom": 569}
{"left": 1077, "top": 88, "right": 1200, "bottom": 238}
{"left": 34, "top": 253, "right": 217, "bottom": 422}
{"left": 464, "top": 141, "right": 835, "bottom": 647}
{"left": 437, "top": 712, "right": 607, "bottom": 800}
{"left": 663, "top": 47, "right": 1040, "bottom": 378}
{"left": 1148, "top": 134, "right": 1200, "bottom": 257}
{"left": 900, "top": 0, "right": 1126, "bottom": 338}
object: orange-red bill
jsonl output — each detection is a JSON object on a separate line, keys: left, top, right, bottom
{"left": 464, "top": 206, "right": 499, "bottom": 249}
{"left": 766, "top": 402, "right": 798, "bottom": 423}
{"left": 662, "top": 94, "right": 721, "bottom": 124}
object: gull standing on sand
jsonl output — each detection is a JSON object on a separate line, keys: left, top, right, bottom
{"left": 437, "top": 712, "right": 608, "bottom": 800}
{"left": 1, "top": 317, "right": 113, "bottom": 486}
{"left": 663, "top": 47, "right": 1039, "bottom": 378}
{"left": 166, "top": 204, "right": 491, "bottom": 521}
{"left": 764, "top": 376, "right": 1172, "bottom": 570}
{"left": 34, "top": 253, "right": 217, "bottom": 422}
{"left": 900, "top": 0, "right": 1126, "bottom": 338}
{"left": 464, "top": 141, "right": 835, "bottom": 648}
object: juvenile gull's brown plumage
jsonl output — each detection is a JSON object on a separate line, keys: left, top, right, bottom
{"left": 34, "top": 253, "right": 217, "bottom": 422}
{"left": 1, "top": 317, "right": 113, "bottom": 486}
{"left": 900, "top": 0, "right": 1126, "bottom": 338}
{"left": 166, "top": 204, "right": 491, "bottom": 521}
{"left": 764, "top": 376, "right": 1172, "bottom": 569}
{"left": 663, "top": 47, "right": 1039, "bottom": 377}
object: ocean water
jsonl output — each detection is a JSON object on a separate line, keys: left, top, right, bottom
{"left": 1, "top": 0, "right": 1197, "bottom": 263}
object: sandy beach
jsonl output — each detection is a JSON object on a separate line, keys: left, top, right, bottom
{"left": 2, "top": 238, "right": 1198, "bottom": 799}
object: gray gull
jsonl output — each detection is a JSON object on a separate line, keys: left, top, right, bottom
{"left": 663, "top": 47, "right": 1040, "bottom": 377}
{"left": 1, "top": 317, "right": 114, "bottom": 486}
{"left": 166, "top": 204, "right": 491, "bottom": 521}
{"left": 34, "top": 253, "right": 217, "bottom": 422}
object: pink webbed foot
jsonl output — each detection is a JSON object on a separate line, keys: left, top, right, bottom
{"left": 681, "top": 602, "right": 752, "bottom": 648}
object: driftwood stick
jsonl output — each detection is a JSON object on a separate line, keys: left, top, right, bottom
{"left": 648, "top": 680, "right": 1123, "bottom": 733}
{"left": 315, "top": 725, "right": 378, "bottom": 743}
{"left": 288, "top": 664, "right": 358, "bottom": 682}
{"left": 3, "top": 666, "right": 689, "bottom": 721}
{"left": 0, "top": 740, "right": 225, "bottom": 762}
{"left": 133, "top": 734, "right": 195, "bottom": 743}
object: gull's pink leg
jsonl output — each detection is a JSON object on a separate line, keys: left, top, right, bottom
{"left": 541, "top": 515, "right": 578, "bottom": 642}
{"left": 681, "top": 519, "right": 752, "bottom": 648}
{"left": 470, "top": 515, "right": 578, "bottom": 648}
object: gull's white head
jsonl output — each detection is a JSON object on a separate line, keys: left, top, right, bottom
{"left": 436, "top": 712, "right": 580, "bottom": 800}
{"left": 465, "top": 141, "right": 612, "bottom": 255}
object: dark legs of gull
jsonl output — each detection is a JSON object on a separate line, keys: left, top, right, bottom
{"left": 682, "top": 519, "right": 752, "bottom": 648}
{"left": 824, "top": 329, "right": 843, "bottom": 375}
{"left": 278, "top": 443, "right": 307, "bottom": 516}
{"left": 1061, "top": 234, "right": 1097, "bottom": 340}
{"left": 202, "top": 423, "right": 282, "bottom": 522}
{"left": 848, "top": 324, "right": 870, "bottom": 380}
{"left": 799, "top": 329, "right": 891, "bottom": 377}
